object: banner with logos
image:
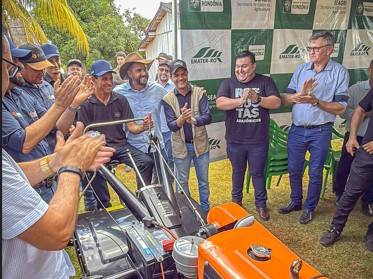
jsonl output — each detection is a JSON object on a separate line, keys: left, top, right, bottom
{"left": 180, "top": 0, "right": 372, "bottom": 162}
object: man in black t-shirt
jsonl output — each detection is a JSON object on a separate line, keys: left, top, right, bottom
{"left": 78, "top": 60, "right": 154, "bottom": 209}
{"left": 216, "top": 51, "right": 281, "bottom": 221}
{"left": 320, "top": 89, "right": 373, "bottom": 252}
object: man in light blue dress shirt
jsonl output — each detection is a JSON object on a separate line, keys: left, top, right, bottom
{"left": 113, "top": 52, "right": 168, "bottom": 183}
{"left": 278, "top": 31, "right": 349, "bottom": 224}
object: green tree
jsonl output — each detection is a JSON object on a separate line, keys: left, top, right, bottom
{"left": 38, "top": 0, "right": 150, "bottom": 71}
{"left": 2, "top": 0, "right": 89, "bottom": 55}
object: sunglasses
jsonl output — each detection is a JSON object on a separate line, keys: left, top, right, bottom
{"left": 2, "top": 57, "right": 22, "bottom": 78}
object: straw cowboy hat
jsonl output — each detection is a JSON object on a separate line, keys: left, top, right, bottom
{"left": 119, "top": 52, "right": 154, "bottom": 80}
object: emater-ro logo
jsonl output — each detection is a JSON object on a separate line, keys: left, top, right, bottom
{"left": 191, "top": 47, "right": 223, "bottom": 64}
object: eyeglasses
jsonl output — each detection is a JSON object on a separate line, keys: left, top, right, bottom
{"left": 158, "top": 68, "right": 170, "bottom": 73}
{"left": 2, "top": 57, "right": 22, "bottom": 78}
{"left": 306, "top": 45, "right": 330, "bottom": 53}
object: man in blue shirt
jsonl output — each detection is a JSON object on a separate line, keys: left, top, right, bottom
{"left": 279, "top": 31, "right": 349, "bottom": 224}
{"left": 2, "top": 37, "right": 91, "bottom": 203}
{"left": 113, "top": 52, "right": 168, "bottom": 184}
{"left": 156, "top": 59, "right": 175, "bottom": 180}
{"left": 18, "top": 43, "right": 60, "bottom": 151}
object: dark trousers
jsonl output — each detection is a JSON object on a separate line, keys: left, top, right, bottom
{"left": 227, "top": 141, "right": 269, "bottom": 208}
{"left": 334, "top": 132, "right": 373, "bottom": 204}
{"left": 332, "top": 148, "right": 373, "bottom": 232}
{"left": 84, "top": 144, "right": 154, "bottom": 209}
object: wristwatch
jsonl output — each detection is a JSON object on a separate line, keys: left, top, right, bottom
{"left": 312, "top": 98, "right": 320, "bottom": 107}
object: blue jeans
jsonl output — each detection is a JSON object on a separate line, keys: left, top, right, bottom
{"left": 227, "top": 141, "right": 268, "bottom": 208}
{"left": 81, "top": 182, "right": 97, "bottom": 210}
{"left": 288, "top": 124, "right": 332, "bottom": 211}
{"left": 174, "top": 144, "right": 210, "bottom": 211}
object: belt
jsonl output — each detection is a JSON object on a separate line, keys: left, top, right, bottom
{"left": 295, "top": 122, "right": 333, "bottom": 129}
{"left": 35, "top": 176, "right": 55, "bottom": 188}
{"left": 185, "top": 140, "right": 194, "bottom": 144}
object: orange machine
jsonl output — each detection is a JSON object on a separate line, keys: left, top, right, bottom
{"left": 198, "top": 202, "right": 328, "bottom": 279}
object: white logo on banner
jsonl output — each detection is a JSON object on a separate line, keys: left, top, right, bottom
{"left": 249, "top": 45, "right": 266, "bottom": 61}
{"left": 232, "top": 0, "right": 275, "bottom": 29}
{"left": 357, "top": 1, "right": 373, "bottom": 16}
{"left": 313, "top": 0, "right": 350, "bottom": 30}
{"left": 343, "top": 30, "right": 372, "bottom": 69}
{"left": 180, "top": 30, "right": 231, "bottom": 81}
{"left": 271, "top": 29, "right": 311, "bottom": 74}
{"left": 189, "top": 0, "right": 224, "bottom": 12}
{"left": 289, "top": 0, "right": 311, "bottom": 15}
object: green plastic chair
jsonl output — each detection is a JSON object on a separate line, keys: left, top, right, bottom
{"left": 320, "top": 127, "right": 344, "bottom": 199}
{"left": 246, "top": 119, "right": 289, "bottom": 193}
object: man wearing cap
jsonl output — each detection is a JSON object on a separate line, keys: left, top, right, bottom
{"left": 156, "top": 59, "right": 176, "bottom": 180}
{"left": 67, "top": 59, "right": 83, "bottom": 80}
{"left": 162, "top": 59, "right": 212, "bottom": 212}
{"left": 78, "top": 59, "right": 154, "bottom": 208}
{"left": 18, "top": 43, "right": 57, "bottom": 149}
{"left": 113, "top": 51, "right": 127, "bottom": 86}
{"left": 40, "top": 43, "right": 67, "bottom": 87}
{"left": 113, "top": 52, "right": 168, "bottom": 184}
{"left": 2, "top": 37, "right": 90, "bottom": 203}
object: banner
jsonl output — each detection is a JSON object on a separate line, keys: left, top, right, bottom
{"left": 180, "top": 0, "right": 373, "bottom": 161}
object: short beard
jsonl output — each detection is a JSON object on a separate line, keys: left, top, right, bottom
{"left": 133, "top": 73, "right": 149, "bottom": 87}
{"left": 10, "top": 74, "right": 25, "bottom": 87}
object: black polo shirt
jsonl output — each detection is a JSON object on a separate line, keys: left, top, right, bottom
{"left": 77, "top": 92, "right": 134, "bottom": 148}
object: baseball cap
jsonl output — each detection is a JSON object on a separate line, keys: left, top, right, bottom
{"left": 156, "top": 52, "right": 173, "bottom": 61}
{"left": 90, "top": 60, "right": 116, "bottom": 76}
{"left": 40, "top": 43, "right": 60, "bottom": 59}
{"left": 169, "top": 59, "right": 188, "bottom": 74}
{"left": 19, "top": 44, "right": 53, "bottom": 70}
{"left": 6, "top": 35, "right": 32, "bottom": 60}
{"left": 67, "top": 59, "right": 82, "bottom": 68}
{"left": 158, "top": 60, "right": 170, "bottom": 67}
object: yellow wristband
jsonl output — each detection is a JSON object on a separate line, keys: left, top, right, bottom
{"left": 40, "top": 156, "right": 55, "bottom": 177}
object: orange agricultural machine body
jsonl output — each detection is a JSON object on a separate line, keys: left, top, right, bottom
{"left": 198, "top": 202, "right": 328, "bottom": 279}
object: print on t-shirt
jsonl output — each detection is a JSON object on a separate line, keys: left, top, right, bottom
{"left": 235, "top": 87, "right": 261, "bottom": 123}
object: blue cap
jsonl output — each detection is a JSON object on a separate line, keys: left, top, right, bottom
{"left": 90, "top": 60, "right": 116, "bottom": 76}
{"left": 40, "top": 43, "right": 60, "bottom": 59}
{"left": 6, "top": 35, "right": 32, "bottom": 60}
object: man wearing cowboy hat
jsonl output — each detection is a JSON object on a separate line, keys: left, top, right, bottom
{"left": 78, "top": 59, "right": 155, "bottom": 208}
{"left": 113, "top": 52, "right": 169, "bottom": 184}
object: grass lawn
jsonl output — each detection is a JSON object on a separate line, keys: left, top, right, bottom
{"left": 67, "top": 159, "right": 372, "bottom": 279}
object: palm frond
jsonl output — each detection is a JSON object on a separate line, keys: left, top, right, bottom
{"left": 2, "top": 0, "right": 89, "bottom": 55}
